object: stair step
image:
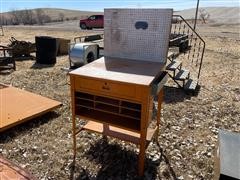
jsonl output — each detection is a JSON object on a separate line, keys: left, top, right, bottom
{"left": 166, "top": 61, "right": 182, "bottom": 71}
{"left": 167, "top": 52, "right": 175, "bottom": 59}
{"left": 184, "top": 79, "right": 198, "bottom": 91}
{"left": 174, "top": 69, "right": 189, "bottom": 80}
{"left": 179, "top": 39, "right": 190, "bottom": 53}
{"left": 169, "top": 34, "right": 188, "bottom": 47}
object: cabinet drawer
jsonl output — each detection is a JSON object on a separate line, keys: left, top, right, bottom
{"left": 75, "top": 77, "right": 136, "bottom": 98}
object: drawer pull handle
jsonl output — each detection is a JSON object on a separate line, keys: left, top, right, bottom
{"left": 102, "top": 86, "right": 110, "bottom": 90}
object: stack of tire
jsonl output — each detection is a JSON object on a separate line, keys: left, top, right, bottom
{"left": 35, "top": 36, "right": 58, "bottom": 64}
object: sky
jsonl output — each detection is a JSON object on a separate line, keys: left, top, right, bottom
{"left": 0, "top": 0, "right": 239, "bottom": 13}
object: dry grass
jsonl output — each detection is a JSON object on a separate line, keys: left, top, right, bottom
{"left": 0, "top": 27, "right": 240, "bottom": 179}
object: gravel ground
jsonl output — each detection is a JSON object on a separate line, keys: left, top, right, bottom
{"left": 0, "top": 27, "right": 240, "bottom": 180}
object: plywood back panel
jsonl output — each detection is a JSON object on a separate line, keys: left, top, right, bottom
{"left": 104, "top": 9, "right": 173, "bottom": 63}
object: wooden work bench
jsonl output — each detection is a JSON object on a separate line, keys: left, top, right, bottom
{"left": 69, "top": 56, "right": 167, "bottom": 176}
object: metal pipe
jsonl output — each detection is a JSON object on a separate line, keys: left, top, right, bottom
{"left": 194, "top": 0, "right": 200, "bottom": 30}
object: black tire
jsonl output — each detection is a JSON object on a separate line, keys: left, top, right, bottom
{"left": 87, "top": 52, "right": 95, "bottom": 63}
{"left": 80, "top": 23, "right": 87, "bottom": 30}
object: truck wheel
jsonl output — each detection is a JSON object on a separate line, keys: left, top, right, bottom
{"left": 80, "top": 23, "right": 87, "bottom": 30}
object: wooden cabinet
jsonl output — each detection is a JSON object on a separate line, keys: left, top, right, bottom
{"left": 70, "top": 57, "right": 167, "bottom": 176}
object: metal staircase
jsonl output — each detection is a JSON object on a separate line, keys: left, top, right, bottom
{"left": 167, "top": 15, "right": 205, "bottom": 93}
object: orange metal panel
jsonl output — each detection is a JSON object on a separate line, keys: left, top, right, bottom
{"left": 0, "top": 85, "right": 62, "bottom": 132}
{"left": 0, "top": 156, "right": 36, "bottom": 180}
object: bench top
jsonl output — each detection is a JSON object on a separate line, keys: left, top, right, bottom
{"left": 70, "top": 57, "right": 165, "bottom": 86}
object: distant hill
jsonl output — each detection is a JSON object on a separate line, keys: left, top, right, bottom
{"left": 175, "top": 7, "right": 240, "bottom": 24}
{"left": 33, "top": 8, "right": 102, "bottom": 20}
{"left": 1, "top": 7, "right": 239, "bottom": 25}
{"left": 0, "top": 8, "right": 102, "bottom": 25}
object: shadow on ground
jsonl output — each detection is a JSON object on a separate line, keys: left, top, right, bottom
{"left": 163, "top": 85, "right": 200, "bottom": 104}
{"left": 15, "top": 55, "right": 35, "bottom": 61}
{"left": 0, "top": 111, "right": 60, "bottom": 143}
{"left": 31, "top": 62, "right": 55, "bottom": 69}
{"left": 70, "top": 138, "right": 178, "bottom": 180}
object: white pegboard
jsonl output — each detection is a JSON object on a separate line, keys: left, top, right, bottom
{"left": 104, "top": 9, "right": 173, "bottom": 63}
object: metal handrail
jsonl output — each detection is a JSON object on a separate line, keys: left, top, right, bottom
{"left": 172, "top": 15, "right": 205, "bottom": 80}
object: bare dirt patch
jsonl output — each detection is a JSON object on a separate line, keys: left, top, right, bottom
{"left": 0, "top": 27, "right": 240, "bottom": 179}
